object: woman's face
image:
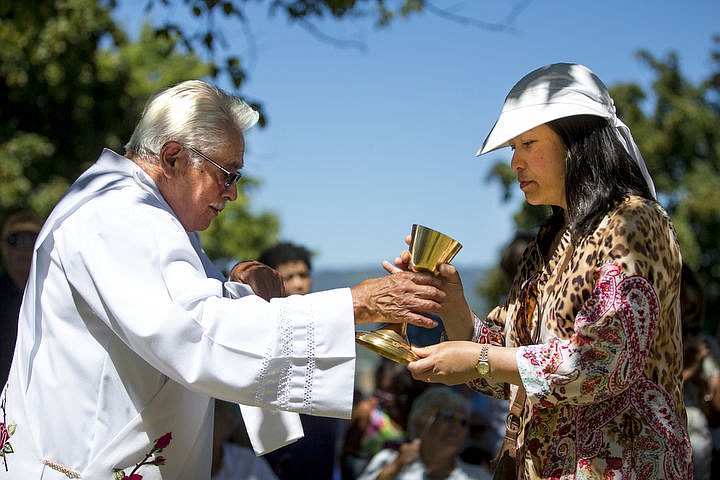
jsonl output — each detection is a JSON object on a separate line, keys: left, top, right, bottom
{"left": 509, "top": 124, "right": 567, "bottom": 210}
{"left": 418, "top": 408, "right": 468, "bottom": 458}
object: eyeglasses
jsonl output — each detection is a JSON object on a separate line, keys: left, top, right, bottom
{"left": 184, "top": 144, "right": 242, "bottom": 189}
{"left": 4, "top": 233, "right": 37, "bottom": 247}
{"left": 431, "top": 409, "right": 468, "bottom": 428}
{"left": 515, "top": 272, "right": 541, "bottom": 345}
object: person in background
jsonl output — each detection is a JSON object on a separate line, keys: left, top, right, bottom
{"left": 1, "top": 79, "right": 448, "bottom": 479}
{"left": 212, "top": 259, "right": 284, "bottom": 480}
{"left": 211, "top": 400, "right": 278, "bottom": 480}
{"left": 340, "top": 359, "right": 428, "bottom": 480}
{"left": 0, "top": 211, "right": 43, "bottom": 385}
{"left": 251, "top": 241, "right": 343, "bottom": 479}
{"left": 391, "top": 63, "right": 692, "bottom": 478}
{"left": 357, "top": 386, "right": 491, "bottom": 480}
{"left": 258, "top": 242, "right": 313, "bottom": 295}
{"left": 681, "top": 263, "right": 720, "bottom": 480}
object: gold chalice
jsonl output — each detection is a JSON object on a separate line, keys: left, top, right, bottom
{"left": 355, "top": 224, "right": 462, "bottom": 364}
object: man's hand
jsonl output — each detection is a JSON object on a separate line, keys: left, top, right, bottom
{"left": 382, "top": 238, "right": 473, "bottom": 340}
{"left": 228, "top": 260, "right": 286, "bottom": 301}
{"left": 350, "top": 271, "right": 444, "bottom": 328}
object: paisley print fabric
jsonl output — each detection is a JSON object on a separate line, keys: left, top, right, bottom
{"left": 467, "top": 196, "right": 692, "bottom": 479}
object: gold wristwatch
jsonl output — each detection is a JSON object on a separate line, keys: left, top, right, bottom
{"left": 475, "top": 343, "right": 491, "bottom": 378}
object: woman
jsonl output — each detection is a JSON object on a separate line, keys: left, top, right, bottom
{"left": 388, "top": 63, "right": 692, "bottom": 478}
{"left": 357, "top": 386, "right": 491, "bottom": 480}
{"left": 341, "top": 359, "right": 429, "bottom": 480}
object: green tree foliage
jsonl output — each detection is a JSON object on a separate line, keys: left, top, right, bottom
{"left": 616, "top": 37, "right": 720, "bottom": 332}
{"left": 0, "top": 0, "right": 279, "bottom": 266}
{"left": 2, "top": 0, "right": 523, "bottom": 267}
{"left": 0, "top": 0, "right": 129, "bottom": 218}
{"left": 478, "top": 36, "right": 720, "bottom": 332}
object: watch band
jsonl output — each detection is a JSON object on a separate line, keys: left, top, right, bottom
{"left": 476, "top": 343, "right": 491, "bottom": 378}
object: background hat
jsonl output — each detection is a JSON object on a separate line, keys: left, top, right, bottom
{"left": 476, "top": 63, "right": 656, "bottom": 198}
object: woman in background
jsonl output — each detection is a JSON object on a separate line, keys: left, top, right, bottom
{"left": 357, "top": 386, "right": 491, "bottom": 480}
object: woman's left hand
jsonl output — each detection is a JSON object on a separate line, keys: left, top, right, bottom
{"left": 407, "top": 341, "right": 481, "bottom": 385}
{"left": 381, "top": 235, "right": 413, "bottom": 274}
{"left": 434, "top": 264, "right": 474, "bottom": 340}
{"left": 382, "top": 249, "right": 474, "bottom": 340}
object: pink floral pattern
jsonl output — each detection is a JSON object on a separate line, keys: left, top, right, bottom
{"left": 0, "top": 387, "right": 16, "bottom": 471}
{"left": 466, "top": 198, "right": 693, "bottom": 479}
{"left": 113, "top": 432, "right": 172, "bottom": 480}
{"left": 516, "top": 264, "right": 691, "bottom": 478}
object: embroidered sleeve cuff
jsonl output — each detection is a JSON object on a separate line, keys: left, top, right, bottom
{"left": 516, "top": 344, "right": 553, "bottom": 405}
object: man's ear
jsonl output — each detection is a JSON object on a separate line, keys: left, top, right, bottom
{"left": 158, "top": 141, "right": 184, "bottom": 180}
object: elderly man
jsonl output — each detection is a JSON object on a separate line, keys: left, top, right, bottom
{"left": 0, "top": 80, "right": 445, "bottom": 479}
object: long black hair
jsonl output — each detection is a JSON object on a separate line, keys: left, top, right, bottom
{"left": 543, "top": 114, "right": 655, "bottom": 241}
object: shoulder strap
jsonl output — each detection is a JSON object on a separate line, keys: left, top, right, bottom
{"left": 491, "top": 386, "right": 526, "bottom": 477}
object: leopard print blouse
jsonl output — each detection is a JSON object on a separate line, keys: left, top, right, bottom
{"left": 468, "top": 196, "right": 692, "bottom": 479}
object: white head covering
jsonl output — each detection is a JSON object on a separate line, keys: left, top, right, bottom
{"left": 476, "top": 63, "right": 656, "bottom": 199}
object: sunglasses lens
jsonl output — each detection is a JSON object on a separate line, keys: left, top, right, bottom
{"left": 5, "top": 234, "right": 37, "bottom": 247}
{"left": 436, "top": 410, "right": 467, "bottom": 426}
{"left": 225, "top": 173, "right": 242, "bottom": 188}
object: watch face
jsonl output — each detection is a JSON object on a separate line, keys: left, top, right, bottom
{"left": 476, "top": 362, "right": 490, "bottom": 376}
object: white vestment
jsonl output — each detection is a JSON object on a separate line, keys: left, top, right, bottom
{"left": 0, "top": 149, "right": 356, "bottom": 479}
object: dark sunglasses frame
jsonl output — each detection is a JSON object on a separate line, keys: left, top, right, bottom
{"left": 4, "top": 233, "right": 38, "bottom": 247}
{"left": 432, "top": 409, "right": 468, "bottom": 427}
{"left": 184, "top": 144, "right": 242, "bottom": 189}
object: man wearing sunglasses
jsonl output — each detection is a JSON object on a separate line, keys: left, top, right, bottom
{"left": 0, "top": 211, "right": 43, "bottom": 386}
{"left": 1, "top": 80, "right": 446, "bottom": 479}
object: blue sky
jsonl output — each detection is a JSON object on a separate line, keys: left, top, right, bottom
{"left": 114, "top": 1, "right": 718, "bottom": 271}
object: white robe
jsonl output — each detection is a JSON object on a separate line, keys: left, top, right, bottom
{"left": 1, "top": 149, "right": 356, "bottom": 479}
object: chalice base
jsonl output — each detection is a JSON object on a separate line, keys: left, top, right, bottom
{"left": 355, "top": 328, "right": 419, "bottom": 365}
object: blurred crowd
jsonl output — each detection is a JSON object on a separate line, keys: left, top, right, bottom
{"left": 211, "top": 241, "right": 496, "bottom": 480}
{"left": 3, "top": 218, "right": 720, "bottom": 479}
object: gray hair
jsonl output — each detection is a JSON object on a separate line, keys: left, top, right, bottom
{"left": 406, "top": 386, "right": 469, "bottom": 438}
{"left": 124, "top": 80, "right": 259, "bottom": 164}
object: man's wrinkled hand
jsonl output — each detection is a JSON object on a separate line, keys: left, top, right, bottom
{"left": 350, "top": 270, "right": 445, "bottom": 328}
{"left": 228, "top": 260, "right": 286, "bottom": 301}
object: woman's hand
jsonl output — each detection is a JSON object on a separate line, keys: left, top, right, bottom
{"left": 407, "top": 341, "right": 481, "bottom": 385}
{"left": 434, "top": 264, "right": 474, "bottom": 340}
{"left": 381, "top": 235, "right": 413, "bottom": 274}
{"left": 376, "top": 438, "right": 421, "bottom": 480}
{"left": 383, "top": 260, "right": 473, "bottom": 340}
{"left": 378, "top": 234, "right": 473, "bottom": 338}
{"left": 394, "top": 438, "right": 421, "bottom": 468}
{"left": 410, "top": 342, "right": 522, "bottom": 386}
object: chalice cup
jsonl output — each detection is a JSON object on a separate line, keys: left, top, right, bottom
{"left": 355, "top": 224, "right": 462, "bottom": 364}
